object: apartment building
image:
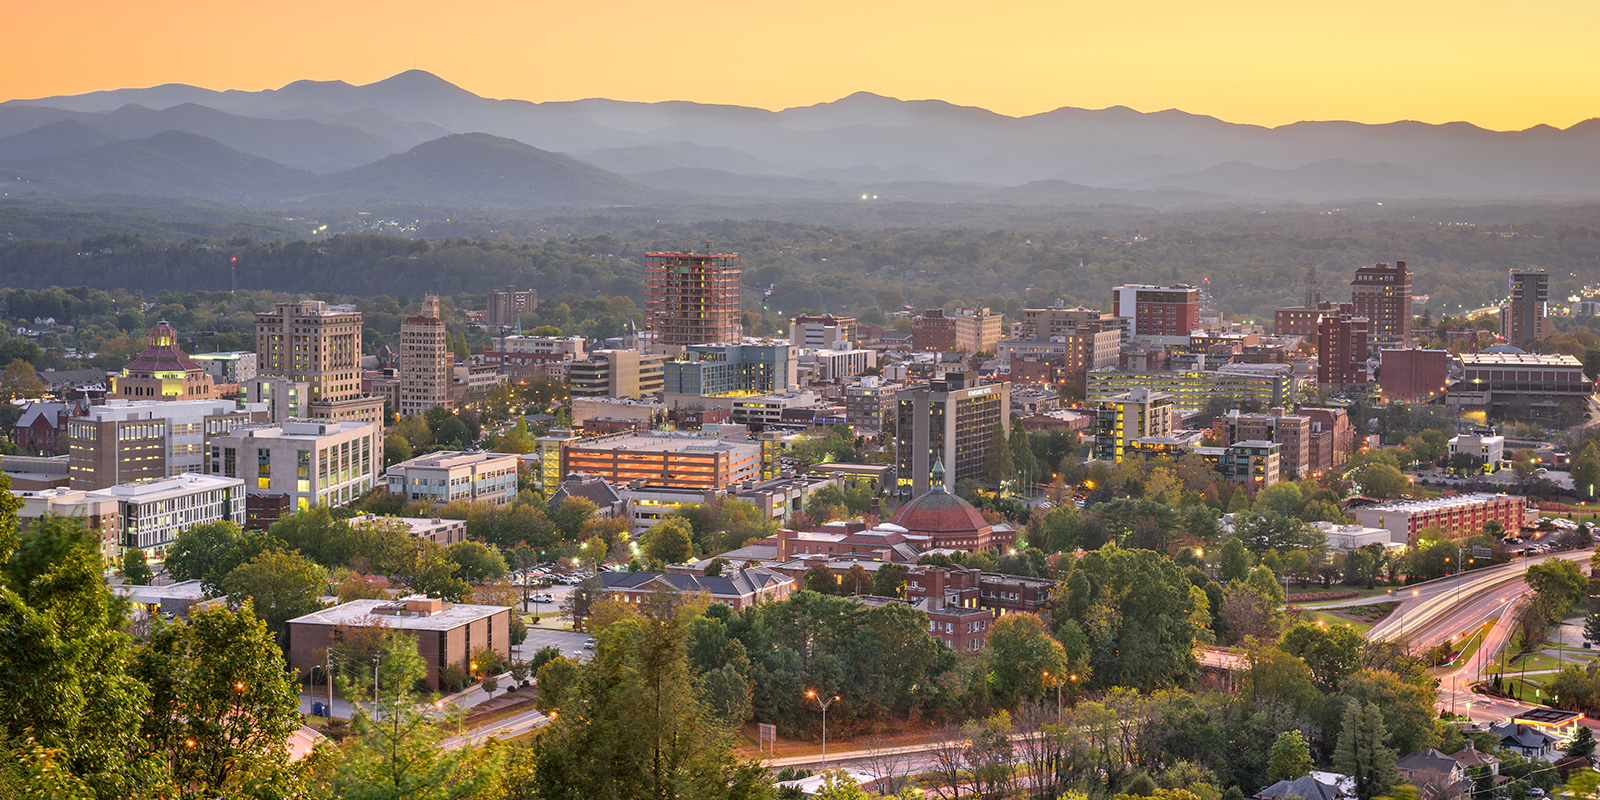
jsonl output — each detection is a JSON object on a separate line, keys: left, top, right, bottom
{"left": 568, "top": 350, "right": 666, "bottom": 399}
{"left": 557, "top": 432, "right": 764, "bottom": 491}
{"left": 486, "top": 285, "right": 539, "bottom": 328}
{"left": 1112, "top": 284, "right": 1199, "bottom": 345}
{"left": 1350, "top": 493, "right": 1528, "bottom": 547}
{"left": 1501, "top": 269, "right": 1551, "bottom": 350}
{"left": 843, "top": 376, "right": 901, "bottom": 430}
{"left": 1093, "top": 388, "right": 1175, "bottom": 463}
{"left": 895, "top": 372, "right": 1010, "bottom": 496}
{"left": 1350, "top": 261, "right": 1413, "bottom": 346}
{"left": 645, "top": 251, "right": 742, "bottom": 346}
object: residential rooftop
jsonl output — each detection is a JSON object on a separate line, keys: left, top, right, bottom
{"left": 288, "top": 598, "right": 507, "bottom": 631}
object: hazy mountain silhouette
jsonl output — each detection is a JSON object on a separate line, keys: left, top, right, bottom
{"left": 9, "top": 70, "right": 1600, "bottom": 202}
{"left": 0, "top": 131, "right": 312, "bottom": 202}
{"left": 0, "top": 119, "right": 119, "bottom": 161}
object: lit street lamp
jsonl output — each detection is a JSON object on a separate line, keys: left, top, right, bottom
{"left": 806, "top": 689, "right": 840, "bottom": 767}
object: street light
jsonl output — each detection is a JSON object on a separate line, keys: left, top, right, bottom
{"left": 806, "top": 689, "right": 840, "bottom": 767}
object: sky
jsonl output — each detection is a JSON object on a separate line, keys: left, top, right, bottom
{"left": 5, "top": 0, "right": 1598, "bottom": 130}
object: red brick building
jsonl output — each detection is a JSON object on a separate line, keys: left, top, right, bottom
{"left": 1351, "top": 261, "right": 1413, "bottom": 345}
{"left": 1274, "top": 301, "right": 1342, "bottom": 337}
{"left": 911, "top": 309, "right": 957, "bottom": 352}
{"left": 1113, "top": 284, "right": 1200, "bottom": 342}
{"left": 1317, "top": 305, "right": 1369, "bottom": 389}
{"left": 1378, "top": 348, "right": 1450, "bottom": 404}
{"left": 286, "top": 597, "right": 511, "bottom": 691}
{"left": 11, "top": 401, "right": 81, "bottom": 454}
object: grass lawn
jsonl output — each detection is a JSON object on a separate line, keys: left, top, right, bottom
{"left": 1432, "top": 620, "right": 1497, "bottom": 672}
{"left": 1288, "top": 585, "right": 1396, "bottom": 601}
{"left": 1301, "top": 610, "right": 1373, "bottom": 636}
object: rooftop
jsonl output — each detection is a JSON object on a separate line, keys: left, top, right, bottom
{"left": 388, "top": 450, "right": 520, "bottom": 470}
{"left": 1358, "top": 493, "right": 1523, "bottom": 515}
{"left": 216, "top": 419, "right": 377, "bottom": 440}
{"left": 89, "top": 473, "right": 244, "bottom": 502}
{"left": 1459, "top": 352, "right": 1583, "bottom": 367}
{"left": 567, "top": 433, "right": 761, "bottom": 455}
{"left": 288, "top": 598, "right": 507, "bottom": 631}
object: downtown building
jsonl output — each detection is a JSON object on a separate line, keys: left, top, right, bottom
{"left": 568, "top": 349, "right": 666, "bottom": 399}
{"left": 398, "top": 296, "right": 452, "bottom": 415}
{"left": 111, "top": 321, "right": 221, "bottom": 402}
{"left": 206, "top": 419, "right": 382, "bottom": 518}
{"left": 1350, "top": 493, "right": 1528, "bottom": 547}
{"left": 97, "top": 473, "right": 247, "bottom": 557}
{"left": 383, "top": 450, "right": 520, "bottom": 506}
{"left": 1501, "top": 268, "right": 1550, "bottom": 350}
{"left": 789, "top": 314, "right": 856, "bottom": 349}
{"left": 1112, "top": 284, "right": 1200, "bottom": 346}
{"left": 1317, "top": 305, "right": 1370, "bottom": 390}
{"left": 1378, "top": 348, "right": 1451, "bottom": 404}
{"left": 662, "top": 342, "right": 795, "bottom": 396}
{"left": 1092, "top": 387, "right": 1175, "bottom": 463}
{"left": 485, "top": 285, "right": 538, "bottom": 328}
{"left": 1085, "top": 366, "right": 1296, "bottom": 417}
{"left": 255, "top": 300, "right": 384, "bottom": 424}
{"left": 1446, "top": 352, "right": 1593, "bottom": 424}
{"left": 1350, "top": 261, "right": 1413, "bottom": 347}
{"left": 67, "top": 399, "right": 268, "bottom": 491}
{"left": 645, "top": 251, "right": 742, "bottom": 346}
{"left": 895, "top": 372, "right": 1010, "bottom": 496}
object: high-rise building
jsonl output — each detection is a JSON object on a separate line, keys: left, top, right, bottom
{"left": 911, "top": 309, "right": 957, "bottom": 352}
{"left": 399, "top": 296, "right": 451, "bottom": 415}
{"left": 1317, "top": 306, "right": 1370, "bottom": 390}
{"left": 1501, "top": 268, "right": 1550, "bottom": 350}
{"left": 645, "top": 251, "right": 742, "bottom": 346}
{"left": 952, "top": 307, "right": 1004, "bottom": 354}
{"left": 486, "top": 285, "right": 539, "bottom": 328}
{"left": 663, "top": 342, "right": 794, "bottom": 396}
{"left": 111, "top": 321, "right": 219, "bottom": 402}
{"left": 1112, "top": 284, "right": 1199, "bottom": 345}
{"left": 1350, "top": 261, "right": 1412, "bottom": 345}
{"left": 255, "top": 300, "right": 382, "bottom": 423}
{"left": 895, "top": 372, "right": 1010, "bottom": 496}
{"left": 1092, "top": 387, "right": 1174, "bottom": 463}
{"left": 1217, "top": 409, "right": 1311, "bottom": 479}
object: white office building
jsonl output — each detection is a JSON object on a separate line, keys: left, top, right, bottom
{"left": 91, "top": 473, "right": 246, "bottom": 555}
{"left": 384, "top": 451, "right": 520, "bottom": 506}
{"left": 207, "top": 419, "right": 382, "bottom": 511}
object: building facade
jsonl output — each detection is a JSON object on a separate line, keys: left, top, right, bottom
{"left": 399, "top": 296, "right": 451, "bottom": 415}
{"left": 568, "top": 350, "right": 666, "bottom": 399}
{"left": 67, "top": 399, "right": 267, "bottom": 491}
{"left": 1093, "top": 388, "right": 1175, "bottom": 462}
{"left": 95, "top": 473, "right": 247, "bottom": 556}
{"left": 662, "top": 342, "right": 793, "bottom": 396}
{"left": 558, "top": 432, "right": 765, "bottom": 491}
{"left": 911, "top": 309, "right": 957, "bottom": 352}
{"left": 1113, "top": 284, "right": 1199, "bottom": 344}
{"left": 895, "top": 373, "right": 1011, "bottom": 496}
{"left": 111, "top": 321, "right": 219, "bottom": 402}
{"left": 1501, "top": 269, "right": 1550, "bottom": 350}
{"left": 486, "top": 286, "right": 539, "bottom": 328}
{"left": 383, "top": 451, "right": 520, "bottom": 506}
{"left": 1317, "top": 307, "right": 1370, "bottom": 389}
{"left": 952, "top": 307, "right": 1004, "bottom": 355}
{"left": 1086, "top": 368, "right": 1295, "bottom": 416}
{"left": 1446, "top": 353, "right": 1592, "bottom": 423}
{"left": 254, "top": 300, "right": 381, "bottom": 424}
{"left": 207, "top": 419, "right": 382, "bottom": 511}
{"left": 191, "top": 351, "right": 259, "bottom": 384}
{"left": 287, "top": 597, "right": 511, "bottom": 691}
{"left": 790, "top": 315, "right": 856, "bottom": 349}
{"left": 843, "top": 377, "right": 901, "bottom": 430}
{"left": 1350, "top": 493, "right": 1528, "bottom": 547}
{"left": 1350, "top": 261, "right": 1413, "bottom": 346}
{"left": 645, "top": 251, "right": 742, "bottom": 346}
{"left": 1378, "top": 349, "right": 1451, "bottom": 404}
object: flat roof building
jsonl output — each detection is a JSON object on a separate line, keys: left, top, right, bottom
{"left": 1349, "top": 493, "right": 1528, "bottom": 548}
{"left": 383, "top": 450, "right": 520, "bottom": 506}
{"left": 67, "top": 399, "right": 268, "bottom": 491}
{"left": 286, "top": 597, "right": 510, "bottom": 691}
{"left": 557, "top": 432, "right": 765, "bottom": 491}
{"left": 1094, "top": 388, "right": 1174, "bottom": 463}
{"left": 93, "top": 472, "right": 246, "bottom": 556}
{"left": 207, "top": 419, "right": 381, "bottom": 512}
{"left": 1447, "top": 352, "right": 1592, "bottom": 424}
{"left": 1087, "top": 367, "right": 1295, "bottom": 416}
{"left": 645, "top": 251, "right": 742, "bottom": 346}
{"left": 895, "top": 372, "right": 1010, "bottom": 496}
{"left": 568, "top": 350, "right": 665, "bottom": 400}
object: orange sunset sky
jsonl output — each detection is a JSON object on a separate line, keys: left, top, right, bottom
{"left": 4, "top": 0, "right": 1597, "bottom": 130}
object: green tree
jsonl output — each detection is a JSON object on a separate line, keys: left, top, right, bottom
{"left": 644, "top": 517, "right": 695, "bottom": 565}
{"left": 447, "top": 540, "right": 509, "bottom": 582}
{"left": 163, "top": 520, "right": 255, "bottom": 588}
{"left": 1333, "top": 701, "right": 1398, "bottom": 800}
{"left": 1568, "top": 725, "right": 1597, "bottom": 760}
{"left": 330, "top": 632, "right": 497, "bottom": 800}
{"left": 1009, "top": 423, "right": 1038, "bottom": 479}
{"left": 0, "top": 358, "right": 46, "bottom": 400}
{"left": 120, "top": 548, "right": 153, "bottom": 585}
{"left": 497, "top": 418, "right": 536, "bottom": 455}
{"left": 986, "top": 613, "right": 1068, "bottom": 707}
{"left": 983, "top": 422, "right": 1014, "bottom": 486}
{"left": 1527, "top": 558, "right": 1587, "bottom": 613}
{"left": 1219, "top": 537, "right": 1251, "bottom": 583}
{"left": 534, "top": 655, "right": 580, "bottom": 714}
{"left": 1267, "top": 729, "right": 1313, "bottom": 782}
{"left": 219, "top": 549, "right": 328, "bottom": 643}
{"left": 5, "top": 514, "right": 98, "bottom": 597}
{"left": 385, "top": 433, "right": 414, "bottom": 467}
{"left": 1281, "top": 621, "right": 1363, "bottom": 692}
{"left": 1055, "top": 545, "right": 1194, "bottom": 689}
{"left": 132, "top": 602, "right": 306, "bottom": 795}
{"left": 1254, "top": 483, "right": 1305, "bottom": 518}
{"left": 873, "top": 562, "right": 908, "bottom": 598}
{"left": 1339, "top": 669, "right": 1441, "bottom": 756}
{"left": 1353, "top": 463, "right": 1409, "bottom": 499}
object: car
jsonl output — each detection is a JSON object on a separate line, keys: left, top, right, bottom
{"left": 1529, "top": 789, "right": 1547, "bottom": 799}
{"left": 583, "top": 638, "right": 597, "bottom": 649}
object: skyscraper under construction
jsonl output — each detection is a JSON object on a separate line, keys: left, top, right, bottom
{"left": 645, "top": 250, "right": 742, "bottom": 346}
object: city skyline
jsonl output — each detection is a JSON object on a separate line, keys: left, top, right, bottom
{"left": 3, "top": 0, "right": 1598, "bottom": 130}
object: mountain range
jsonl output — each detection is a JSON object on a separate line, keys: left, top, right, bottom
{"left": 3, "top": 69, "right": 1599, "bottom": 209}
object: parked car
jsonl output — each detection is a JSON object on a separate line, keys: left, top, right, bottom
{"left": 583, "top": 638, "right": 597, "bottom": 649}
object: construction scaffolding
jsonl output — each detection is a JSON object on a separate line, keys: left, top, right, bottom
{"left": 645, "top": 251, "right": 743, "bottom": 346}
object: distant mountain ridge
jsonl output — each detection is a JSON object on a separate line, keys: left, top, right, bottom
{"left": 5, "top": 70, "right": 1600, "bottom": 204}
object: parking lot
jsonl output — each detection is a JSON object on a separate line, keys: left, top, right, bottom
{"left": 516, "top": 628, "right": 593, "bottom": 663}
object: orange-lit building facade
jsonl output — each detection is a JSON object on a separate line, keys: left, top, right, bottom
{"left": 558, "top": 433, "right": 763, "bottom": 490}
{"left": 645, "top": 252, "right": 742, "bottom": 346}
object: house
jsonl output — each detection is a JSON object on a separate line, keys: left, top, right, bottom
{"left": 1396, "top": 749, "right": 1470, "bottom": 799}
{"left": 599, "top": 568, "right": 795, "bottom": 611}
{"left": 1255, "top": 771, "right": 1354, "bottom": 800}
{"left": 547, "top": 473, "right": 626, "bottom": 519}
{"left": 1450, "top": 742, "right": 1500, "bottom": 776}
{"left": 11, "top": 401, "right": 81, "bottom": 454}
{"left": 1488, "top": 721, "right": 1561, "bottom": 762}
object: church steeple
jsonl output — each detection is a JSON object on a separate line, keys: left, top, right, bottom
{"left": 930, "top": 456, "right": 946, "bottom": 493}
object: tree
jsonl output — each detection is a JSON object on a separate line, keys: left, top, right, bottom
{"left": 1281, "top": 621, "right": 1363, "bottom": 692}
{"left": 1353, "top": 463, "right": 1409, "bottom": 499}
{"left": 1334, "top": 701, "right": 1397, "bottom": 800}
{"left": 1009, "top": 423, "right": 1038, "bottom": 479}
{"left": 497, "top": 418, "right": 536, "bottom": 455}
{"left": 329, "top": 632, "right": 496, "bottom": 800}
{"left": 1254, "top": 483, "right": 1305, "bottom": 518}
{"left": 1568, "top": 725, "right": 1596, "bottom": 760}
{"left": 533, "top": 655, "right": 580, "bottom": 713}
{"left": 1339, "top": 669, "right": 1441, "bottom": 756}
{"left": 1219, "top": 537, "right": 1251, "bottom": 583}
{"left": 219, "top": 549, "right": 329, "bottom": 643}
{"left": 120, "top": 548, "right": 153, "bottom": 585}
{"left": 481, "top": 673, "right": 500, "bottom": 699}
{"left": 132, "top": 602, "right": 305, "bottom": 795}
{"left": 5, "top": 514, "right": 99, "bottom": 596}
{"left": 986, "top": 613, "right": 1067, "bottom": 706}
{"left": 385, "top": 433, "right": 414, "bottom": 467}
{"left": 1056, "top": 545, "right": 1196, "bottom": 689}
{"left": 1268, "top": 729, "right": 1313, "bottom": 782}
{"left": 643, "top": 517, "right": 695, "bottom": 565}
{"left": 840, "top": 564, "right": 873, "bottom": 596}
{"left": 0, "top": 358, "right": 46, "bottom": 400}
{"left": 983, "top": 422, "right": 1014, "bottom": 486}
{"left": 1527, "top": 558, "right": 1587, "bottom": 612}
{"left": 805, "top": 565, "right": 839, "bottom": 595}
{"left": 447, "top": 540, "right": 509, "bottom": 582}
{"left": 873, "top": 562, "right": 908, "bottom": 598}
{"left": 163, "top": 519, "right": 253, "bottom": 588}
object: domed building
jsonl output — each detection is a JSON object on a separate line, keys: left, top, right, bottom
{"left": 112, "top": 321, "right": 219, "bottom": 402}
{"left": 890, "top": 459, "right": 1015, "bottom": 553}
